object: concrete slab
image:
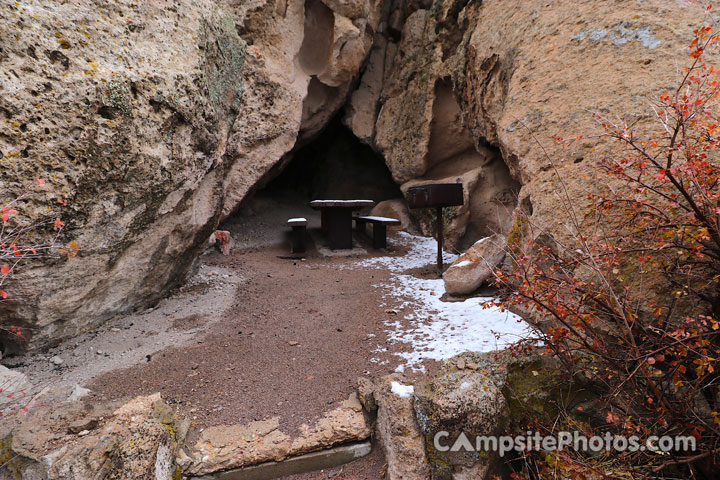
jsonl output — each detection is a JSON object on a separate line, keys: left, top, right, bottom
{"left": 191, "top": 441, "right": 373, "bottom": 480}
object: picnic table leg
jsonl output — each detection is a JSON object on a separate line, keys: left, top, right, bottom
{"left": 291, "top": 225, "right": 306, "bottom": 253}
{"left": 327, "top": 208, "right": 353, "bottom": 249}
{"left": 372, "top": 223, "right": 387, "bottom": 249}
{"left": 355, "top": 219, "right": 367, "bottom": 235}
{"left": 321, "top": 209, "right": 329, "bottom": 232}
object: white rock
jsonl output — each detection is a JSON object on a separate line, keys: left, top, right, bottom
{"left": 443, "top": 234, "right": 507, "bottom": 295}
{"left": 68, "top": 384, "right": 90, "bottom": 402}
{"left": 50, "top": 356, "right": 64, "bottom": 366}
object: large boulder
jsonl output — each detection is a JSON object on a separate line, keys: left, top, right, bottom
{"left": 0, "top": 392, "right": 186, "bottom": 479}
{"left": 443, "top": 233, "right": 506, "bottom": 296}
{"left": 414, "top": 358, "right": 506, "bottom": 480}
{"left": 370, "top": 199, "right": 416, "bottom": 233}
{"left": 0, "top": 0, "right": 385, "bottom": 353}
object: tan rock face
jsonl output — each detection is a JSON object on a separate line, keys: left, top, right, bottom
{"left": 0, "top": 0, "right": 385, "bottom": 353}
{"left": 1, "top": 392, "right": 185, "bottom": 479}
{"left": 361, "top": 375, "right": 430, "bottom": 480}
{"left": 414, "top": 355, "right": 507, "bottom": 479}
{"left": 375, "top": 0, "right": 707, "bottom": 252}
{"left": 369, "top": 199, "right": 416, "bottom": 233}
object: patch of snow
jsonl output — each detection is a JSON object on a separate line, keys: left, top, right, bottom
{"left": 460, "top": 381, "right": 473, "bottom": 390}
{"left": 351, "top": 232, "right": 533, "bottom": 371}
{"left": 386, "top": 274, "right": 531, "bottom": 368}
{"left": 357, "top": 216, "right": 399, "bottom": 222}
{"left": 391, "top": 381, "right": 414, "bottom": 398}
{"left": 355, "top": 232, "right": 459, "bottom": 271}
{"left": 288, "top": 217, "right": 307, "bottom": 222}
{"left": 454, "top": 260, "right": 473, "bottom": 268}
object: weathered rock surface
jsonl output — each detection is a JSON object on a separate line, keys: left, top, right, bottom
{"left": 0, "top": 392, "right": 186, "bottom": 479}
{"left": 181, "top": 393, "right": 371, "bottom": 476}
{"left": 0, "top": 0, "right": 385, "bottom": 353}
{"left": 443, "top": 234, "right": 506, "bottom": 295}
{"left": 372, "top": 0, "right": 708, "bottom": 252}
{"left": 414, "top": 357, "right": 506, "bottom": 480}
{"left": 0, "top": 366, "right": 30, "bottom": 410}
{"left": 359, "top": 375, "right": 430, "bottom": 480}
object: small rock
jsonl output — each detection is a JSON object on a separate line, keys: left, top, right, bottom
{"left": 288, "top": 341, "right": 299, "bottom": 346}
{"left": 0, "top": 366, "right": 31, "bottom": 407}
{"left": 69, "top": 384, "right": 91, "bottom": 402}
{"left": 50, "top": 355, "right": 64, "bottom": 366}
{"left": 456, "top": 359, "right": 466, "bottom": 370}
{"left": 77, "top": 430, "right": 90, "bottom": 436}
{"left": 214, "top": 230, "right": 231, "bottom": 255}
{"left": 68, "top": 417, "right": 99, "bottom": 434}
{"left": 110, "top": 327, "right": 121, "bottom": 332}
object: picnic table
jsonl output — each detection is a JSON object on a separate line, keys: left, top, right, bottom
{"left": 310, "top": 199, "right": 375, "bottom": 249}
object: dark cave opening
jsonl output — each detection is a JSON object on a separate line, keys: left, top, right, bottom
{"left": 263, "top": 116, "right": 402, "bottom": 204}
{"left": 221, "top": 115, "right": 404, "bottom": 250}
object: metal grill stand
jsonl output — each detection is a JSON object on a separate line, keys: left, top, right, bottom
{"left": 406, "top": 183, "right": 464, "bottom": 276}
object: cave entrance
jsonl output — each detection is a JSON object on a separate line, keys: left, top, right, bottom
{"left": 223, "top": 116, "right": 403, "bottom": 249}
{"left": 265, "top": 116, "right": 402, "bottom": 203}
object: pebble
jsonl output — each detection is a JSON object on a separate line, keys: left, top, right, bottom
{"left": 50, "top": 355, "right": 64, "bottom": 365}
{"left": 77, "top": 430, "right": 90, "bottom": 436}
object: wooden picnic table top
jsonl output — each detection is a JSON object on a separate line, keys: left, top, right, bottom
{"left": 309, "top": 199, "right": 375, "bottom": 209}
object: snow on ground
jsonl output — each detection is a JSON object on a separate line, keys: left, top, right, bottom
{"left": 354, "top": 232, "right": 534, "bottom": 371}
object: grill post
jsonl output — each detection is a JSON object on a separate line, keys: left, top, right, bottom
{"left": 436, "top": 207, "right": 444, "bottom": 276}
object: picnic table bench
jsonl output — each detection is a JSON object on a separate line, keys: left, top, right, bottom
{"left": 353, "top": 215, "right": 400, "bottom": 249}
{"left": 287, "top": 217, "right": 307, "bottom": 253}
{"left": 310, "top": 199, "right": 375, "bottom": 250}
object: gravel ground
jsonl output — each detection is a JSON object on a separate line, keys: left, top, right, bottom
{"left": 6, "top": 194, "right": 452, "bottom": 479}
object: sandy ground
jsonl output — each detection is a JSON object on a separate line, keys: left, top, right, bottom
{"left": 5, "top": 193, "right": 529, "bottom": 479}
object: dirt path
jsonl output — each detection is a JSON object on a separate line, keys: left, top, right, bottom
{"left": 90, "top": 242, "right": 409, "bottom": 436}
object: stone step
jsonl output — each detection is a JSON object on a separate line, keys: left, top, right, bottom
{"left": 190, "top": 441, "right": 372, "bottom": 480}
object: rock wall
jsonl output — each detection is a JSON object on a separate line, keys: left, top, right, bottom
{"left": 362, "top": 0, "right": 707, "bottom": 251}
{"left": 0, "top": 0, "right": 710, "bottom": 352}
{"left": 0, "top": 0, "right": 385, "bottom": 353}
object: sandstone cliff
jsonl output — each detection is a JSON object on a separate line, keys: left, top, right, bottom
{"left": 0, "top": 0, "right": 384, "bottom": 353}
